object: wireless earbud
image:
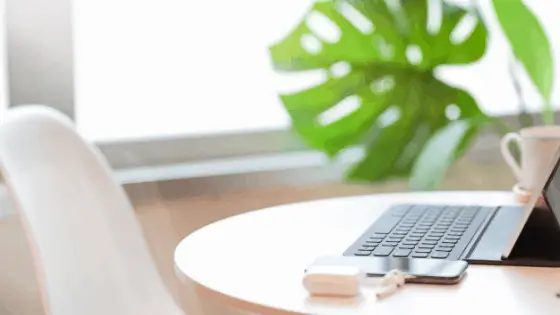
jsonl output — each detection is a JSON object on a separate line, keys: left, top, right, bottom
{"left": 376, "top": 269, "right": 408, "bottom": 299}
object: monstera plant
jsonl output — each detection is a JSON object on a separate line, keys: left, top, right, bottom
{"left": 269, "top": 0, "right": 553, "bottom": 190}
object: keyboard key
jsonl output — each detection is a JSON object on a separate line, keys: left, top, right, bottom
{"left": 362, "top": 244, "right": 376, "bottom": 249}
{"left": 441, "top": 239, "right": 457, "bottom": 244}
{"left": 425, "top": 237, "right": 440, "bottom": 241}
{"left": 415, "top": 248, "right": 431, "bottom": 253}
{"left": 402, "top": 241, "right": 418, "bottom": 245}
{"left": 407, "top": 236, "right": 422, "bottom": 241}
{"left": 446, "top": 236, "right": 461, "bottom": 241}
{"left": 421, "top": 241, "right": 437, "bottom": 245}
{"left": 355, "top": 251, "right": 372, "bottom": 256}
{"left": 430, "top": 232, "right": 444, "bottom": 237}
{"left": 431, "top": 251, "right": 449, "bottom": 259}
{"left": 399, "top": 244, "right": 414, "bottom": 249}
{"left": 447, "top": 229, "right": 461, "bottom": 234}
{"left": 389, "top": 235, "right": 404, "bottom": 240}
{"left": 412, "top": 252, "right": 429, "bottom": 258}
{"left": 356, "top": 247, "right": 373, "bottom": 253}
{"left": 435, "top": 246, "right": 452, "bottom": 252}
{"left": 369, "top": 236, "right": 385, "bottom": 241}
{"left": 393, "top": 248, "right": 412, "bottom": 257}
{"left": 438, "top": 243, "right": 454, "bottom": 248}
{"left": 373, "top": 246, "right": 394, "bottom": 257}
{"left": 419, "top": 244, "right": 435, "bottom": 249}
{"left": 393, "top": 231, "right": 408, "bottom": 235}
{"left": 382, "top": 241, "right": 399, "bottom": 247}
{"left": 449, "top": 224, "right": 469, "bottom": 231}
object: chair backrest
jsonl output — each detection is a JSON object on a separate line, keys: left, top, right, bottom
{"left": 0, "top": 105, "right": 184, "bottom": 315}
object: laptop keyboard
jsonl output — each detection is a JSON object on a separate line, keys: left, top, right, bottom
{"left": 343, "top": 204, "right": 494, "bottom": 260}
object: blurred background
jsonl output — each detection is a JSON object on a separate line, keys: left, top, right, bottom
{"left": 1, "top": 0, "right": 557, "bottom": 192}
{"left": 0, "top": 0, "right": 558, "bottom": 314}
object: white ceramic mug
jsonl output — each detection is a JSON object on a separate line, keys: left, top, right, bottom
{"left": 501, "top": 126, "right": 560, "bottom": 192}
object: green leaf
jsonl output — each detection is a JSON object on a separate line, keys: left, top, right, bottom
{"left": 409, "top": 117, "right": 486, "bottom": 191}
{"left": 269, "top": 0, "right": 488, "bottom": 183}
{"left": 492, "top": 0, "right": 554, "bottom": 122}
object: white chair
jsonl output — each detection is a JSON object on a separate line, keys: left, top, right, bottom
{"left": 0, "top": 105, "right": 185, "bottom": 315}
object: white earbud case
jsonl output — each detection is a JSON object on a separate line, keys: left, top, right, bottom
{"left": 303, "top": 265, "right": 364, "bottom": 297}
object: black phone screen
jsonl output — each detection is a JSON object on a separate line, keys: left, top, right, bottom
{"left": 308, "top": 256, "right": 468, "bottom": 282}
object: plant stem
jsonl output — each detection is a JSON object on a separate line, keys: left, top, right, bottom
{"left": 508, "top": 57, "right": 533, "bottom": 128}
{"left": 543, "top": 106, "right": 555, "bottom": 125}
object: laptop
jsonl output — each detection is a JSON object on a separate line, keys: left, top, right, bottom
{"left": 343, "top": 150, "right": 560, "bottom": 267}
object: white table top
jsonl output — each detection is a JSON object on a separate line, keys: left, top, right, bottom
{"left": 174, "top": 191, "right": 560, "bottom": 315}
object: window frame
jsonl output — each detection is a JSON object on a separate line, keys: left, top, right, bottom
{"left": 96, "top": 130, "right": 308, "bottom": 169}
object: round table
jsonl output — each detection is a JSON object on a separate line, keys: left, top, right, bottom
{"left": 174, "top": 191, "right": 560, "bottom": 315}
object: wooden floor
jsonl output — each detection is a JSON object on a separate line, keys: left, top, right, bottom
{"left": 0, "top": 159, "right": 515, "bottom": 315}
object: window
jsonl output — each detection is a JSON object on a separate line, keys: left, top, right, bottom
{"left": 5, "top": 0, "right": 560, "bottom": 179}
{"left": 438, "top": 0, "right": 560, "bottom": 116}
{"left": 73, "top": 0, "right": 312, "bottom": 141}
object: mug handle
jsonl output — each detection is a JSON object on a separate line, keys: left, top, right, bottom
{"left": 500, "top": 132, "right": 523, "bottom": 181}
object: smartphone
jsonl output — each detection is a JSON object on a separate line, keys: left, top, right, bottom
{"left": 306, "top": 256, "right": 468, "bottom": 284}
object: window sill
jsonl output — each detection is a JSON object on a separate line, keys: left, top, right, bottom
{"left": 120, "top": 110, "right": 558, "bottom": 199}
{"left": 119, "top": 147, "right": 362, "bottom": 201}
